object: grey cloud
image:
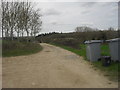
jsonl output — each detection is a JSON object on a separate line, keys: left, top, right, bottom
{"left": 80, "top": 2, "right": 98, "bottom": 15}
{"left": 38, "top": 2, "right": 117, "bottom": 33}
{"left": 99, "top": 2, "right": 117, "bottom": 6}
{"left": 50, "top": 21, "right": 58, "bottom": 25}
{"left": 81, "top": 2, "right": 97, "bottom": 7}
{"left": 81, "top": 10, "right": 90, "bottom": 15}
{"left": 43, "top": 8, "right": 61, "bottom": 16}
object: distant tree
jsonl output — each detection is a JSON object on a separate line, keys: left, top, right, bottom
{"left": 118, "top": 28, "right": 120, "bottom": 38}
{"left": 108, "top": 27, "right": 114, "bottom": 31}
{"left": 75, "top": 26, "right": 95, "bottom": 32}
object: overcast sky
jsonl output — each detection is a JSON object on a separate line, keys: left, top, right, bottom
{"left": 1, "top": 0, "right": 119, "bottom": 35}
{"left": 33, "top": 2, "right": 118, "bottom": 34}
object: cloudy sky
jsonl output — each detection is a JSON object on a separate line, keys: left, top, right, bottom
{"left": 2, "top": 0, "right": 119, "bottom": 35}
{"left": 34, "top": 2, "right": 118, "bottom": 34}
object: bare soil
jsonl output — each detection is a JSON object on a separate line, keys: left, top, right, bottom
{"left": 2, "top": 43, "right": 118, "bottom": 88}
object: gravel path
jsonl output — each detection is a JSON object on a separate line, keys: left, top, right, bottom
{"left": 2, "top": 43, "right": 118, "bottom": 88}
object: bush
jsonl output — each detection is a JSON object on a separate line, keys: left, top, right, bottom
{"left": 2, "top": 40, "right": 42, "bottom": 57}
{"left": 51, "top": 38, "right": 80, "bottom": 49}
{"left": 3, "top": 40, "right": 24, "bottom": 50}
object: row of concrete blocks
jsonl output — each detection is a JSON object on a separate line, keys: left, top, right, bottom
{"left": 84, "top": 38, "right": 120, "bottom": 62}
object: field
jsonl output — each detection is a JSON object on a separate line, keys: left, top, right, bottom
{"left": 51, "top": 43, "right": 119, "bottom": 82}
{"left": 2, "top": 40, "right": 42, "bottom": 57}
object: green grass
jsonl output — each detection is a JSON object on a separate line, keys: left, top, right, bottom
{"left": 51, "top": 43, "right": 119, "bottom": 82}
{"left": 52, "top": 43, "right": 110, "bottom": 58}
{"left": 2, "top": 40, "right": 42, "bottom": 57}
{"left": 51, "top": 43, "right": 87, "bottom": 59}
{"left": 93, "top": 61, "right": 119, "bottom": 82}
{"left": 101, "top": 44, "right": 110, "bottom": 56}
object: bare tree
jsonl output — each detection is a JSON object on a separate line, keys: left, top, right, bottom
{"left": 2, "top": 1, "right": 42, "bottom": 41}
{"left": 2, "top": 2, "right": 42, "bottom": 41}
{"left": 75, "top": 26, "right": 95, "bottom": 32}
{"left": 30, "top": 9, "right": 42, "bottom": 39}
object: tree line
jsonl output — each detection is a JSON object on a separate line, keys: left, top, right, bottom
{"left": 75, "top": 26, "right": 117, "bottom": 32}
{"left": 1, "top": 1, "right": 42, "bottom": 42}
{"left": 36, "top": 26, "right": 118, "bottom": 44}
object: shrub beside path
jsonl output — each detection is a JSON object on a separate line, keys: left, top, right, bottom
{"left": 2, "top": 43, "right": 118, "bottom": 88}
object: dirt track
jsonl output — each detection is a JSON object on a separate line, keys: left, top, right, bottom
{"left": 2, "top": 43, "right": 118, "bottom": 88}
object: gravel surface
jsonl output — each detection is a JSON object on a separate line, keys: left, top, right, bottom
{"left": 2, "top": 43, "right": 118, "bottom": 88}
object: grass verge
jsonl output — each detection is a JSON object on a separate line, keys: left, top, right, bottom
{"left": 2, "top": 40, "right": 42, "bottom": 57}
{"left": 50, "top": 43, "right": 119, "bottom": 82}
